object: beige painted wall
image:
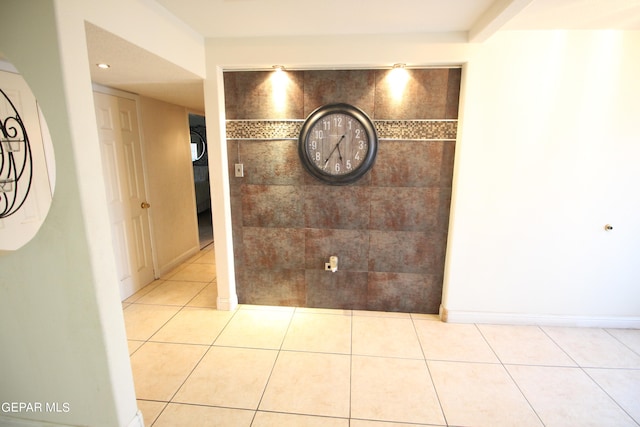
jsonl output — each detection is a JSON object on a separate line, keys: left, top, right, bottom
{"left": 139, "top": 96, "right": 200, "bottom": 274}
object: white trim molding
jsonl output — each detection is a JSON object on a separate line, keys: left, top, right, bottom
{"left": 126, "top": 410, "right": 144, "bottom": 427}
{"left": 440, "top": 306, "right": 640, "bottom": 329}
{"left": 217, "top": 294, "right": 239, "bottom": 311}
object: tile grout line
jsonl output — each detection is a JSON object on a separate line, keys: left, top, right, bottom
{"left": 410, "top": 315, "right": 449, "bottom": 426}
{"left": 348, "top": 307, "right": 354, "bottom": 425}
{"left": 581, "top": 368, "right": 640, "bottom": 427}
{"left": 248, "top": 306, "right": 297, "bottom": 426}
{"left": 160, "top": 287, "right": 238, "bottom": 421}
{"left": 129, "top": 258, "right": 227, "bottom": 425}
{"left": 474, "top": 324, "right": 546, "bottom": 427}
{"left": 604, "top": 328, "right": 640, "bottom": 358}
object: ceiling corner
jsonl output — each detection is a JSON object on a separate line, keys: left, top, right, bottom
{"left": 468, "top": 0, "right": 535, "bottom": 42}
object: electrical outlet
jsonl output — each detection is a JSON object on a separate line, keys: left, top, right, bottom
{"left": 234, "top": 163, "right": 244, "bottom": 177}
{"left": 325, "top": 263, "right": 332, "bottom": 271}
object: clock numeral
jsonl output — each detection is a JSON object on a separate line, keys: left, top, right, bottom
{"left": 346, "top": 160, "right": 352, "bottom": 170}
{"left": 314, "top": 130, "right": 324, "bottom": 139}
{"left": 333, "top": 116, "right": 343, "bottom": 127}
{"left": 355, "top": 129, "right": 361, "bottom": 139}
{"left": 335, "top": 163, "right": 341, "bottom": 173}
{"left": 359, "top": 141, "right": 365, "bottom": 150}
{"left": 311, "top": 140, "right": 317, "bottom": 150}
{"left": 355, "top": 151, "right": 361, "bottom": 161}
{"left": 315, "top": 152, "right": 321, "bottom": 162}
{"left": 322, "top": 119, "right": 330, "bottom": 130}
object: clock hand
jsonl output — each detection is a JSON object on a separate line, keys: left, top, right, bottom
{"left": 324, "top": 134, "right": 345, "bottom": 167}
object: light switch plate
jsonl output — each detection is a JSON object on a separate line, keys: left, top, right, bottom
{"left": 234, "top": 163, "right": 244, "bottom": 177}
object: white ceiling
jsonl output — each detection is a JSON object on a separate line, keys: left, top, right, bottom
{"left": 84, "top": 0, "right": 640, "bottom": 111}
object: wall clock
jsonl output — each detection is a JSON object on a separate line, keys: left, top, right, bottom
{"left": 298, "top": 103, "right": 378, "bottom": 185}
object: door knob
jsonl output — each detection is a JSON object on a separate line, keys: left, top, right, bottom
{"left": 141, "top": 202, "right": 151, "bottom": 209}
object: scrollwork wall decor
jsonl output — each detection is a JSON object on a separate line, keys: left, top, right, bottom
{"left": 0, "top": 88, "right": 33, "bottom": 218}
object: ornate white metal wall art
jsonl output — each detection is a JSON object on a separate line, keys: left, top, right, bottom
{"left": 0, "top": 88, "right": 33, "bottom": 218}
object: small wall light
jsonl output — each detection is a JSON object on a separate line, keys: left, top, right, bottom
{"left": 388, "top": 63, "right": 409, "bottom": 101}
{"left": 97, "top": 63, "right": 111, "bottom": 69}
{"left": 270, "top": 65, "right": 288, "bottom": 112}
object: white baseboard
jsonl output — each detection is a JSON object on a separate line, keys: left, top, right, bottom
{"left": 0, "top": 415, "right": 62, "bottom": 426}
{"left": 217, "top": 294, "right": 238, "bottom": 311}
{"left": 0, "top": 410, "right": 145, "bottom": 427}
{"left": 440, "top": 306, "right": 640, "bottom": 328}
{"left": 156, "top": 245, "right": 200, "bottom": 278}
{"left": 126, "top": 410, "right": 144, "bottom": 427}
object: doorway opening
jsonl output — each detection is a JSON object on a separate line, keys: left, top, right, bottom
{"left": 189, "top": 113, "right": 213, "bottom": 249}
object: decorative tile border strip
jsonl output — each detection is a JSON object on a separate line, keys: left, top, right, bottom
{"left": 375, "top": 120, "right": 457, "bottom": 141}
{"left": 226, "top": 120, "right": 303, "bottom": 140}
{"left": 226, "top": 119, "right": 457, "bottom": 141}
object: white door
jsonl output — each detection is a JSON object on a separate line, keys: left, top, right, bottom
{"left": 94, "top": 92, "right": 154, "bottom": 299}
{"left": 0, "top": 70, "right": 54, "bottom": 251}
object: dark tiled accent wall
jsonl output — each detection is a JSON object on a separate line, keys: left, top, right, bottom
{"left": 225, "top": 69, "right": 460, "bottom": 313}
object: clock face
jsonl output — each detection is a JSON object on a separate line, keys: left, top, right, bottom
{"left": 299, "top": 104, "right": 377, "bottom": 185}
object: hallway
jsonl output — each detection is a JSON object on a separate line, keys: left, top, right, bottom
{"left": 122, "top": 248, "right": 640, "bottom": 426}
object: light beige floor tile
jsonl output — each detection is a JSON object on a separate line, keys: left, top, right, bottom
{"left": 606, "top": 328, "right": 640, "bottom": 354}
{"left": 281, "top": 312, "right": 351, "bottom": 354}
{"left": 543, "top": 327, "right": 640, "bottom": 368}
{"left": 165, "top": 262, "right": 215, "bottom": 282}
{"left": 135, "top": 280, "right": 208, "bottom": 306}
{"left": 252, "top": 411, "right": 349, "bottom": 427}
{"left": 259, "top": 351, "right": 351, "bottom": 418}
{"left": 352, "top": 316, "right": 423, "bottom": 359}
{"left": 478, "top": 324, "right": 576, "bottom": 366}
{"left": 151, "top": 307, "right": 234, "bottom": 345}
{"left": 414, "top": 320, "right": 499, "bottom": 363}
{"left": 130, "top": 342, "right": 208, "bottom": 401}
{"left": 410, "top": 313, "right": 440, "bottom": 321}
{"left": 295, "top": 307, "right": 352, "bottom": 315}
{"left": 351, "top": 420, "right": 440, "bottom": 427}
{"left": 174, "top": 346, "right": 277, "bottom": 409}
{"left": 240, "top": 304, "right": 296, "bottom": 312}
{"left": 191, "top": 249, "right": 215, "bottom": 264}
{"left": 136, "top": 400, "right": 166, "bottom": 426}
{"left": 159, "top": 262, "right": 188, "bottom": 280}
{"left": 123, "top": 280, "right": 162, "bottom": 303}
{"left": 123, "top": 304, "right": 181, "bottom": 340}
{"left": 507, "top": 365, "right": 637, "bottom": 427}
{"left": 353, "top": 310, "right": 410, "bottom": 318}
{"left": 586, "top": 368, "right": 640, "bottom": 424}
{"left": 182, "top": 251, "right": 206, "bottom": 264}
{"left": 214, "top": 308, "right": 292, "bottom": 349}
{"left": 153, "top": 403, "right": 254, "bottom": 427}
{"left": 186, "top": 283, "right": 218, "bottom": 308}
{"left": 351, "top": 356, "right": 445, "bottom": 425}
{"left": 429, "top": 361, "right": 542, "bottom": 427}
{"left": 128, "top": 340, "right": 145, "bottom": 355}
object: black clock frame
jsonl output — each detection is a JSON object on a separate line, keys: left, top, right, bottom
{"left": 298, "top": 103, "right": 378, "bottom": 185}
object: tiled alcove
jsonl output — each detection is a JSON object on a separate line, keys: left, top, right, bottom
{"left": 225, "top": 68, "right": 459, "bottom": 313}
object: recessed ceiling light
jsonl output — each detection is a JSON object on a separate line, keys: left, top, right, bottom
{"left": 97, "top": 63, "right": 111, "bottom": 69}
